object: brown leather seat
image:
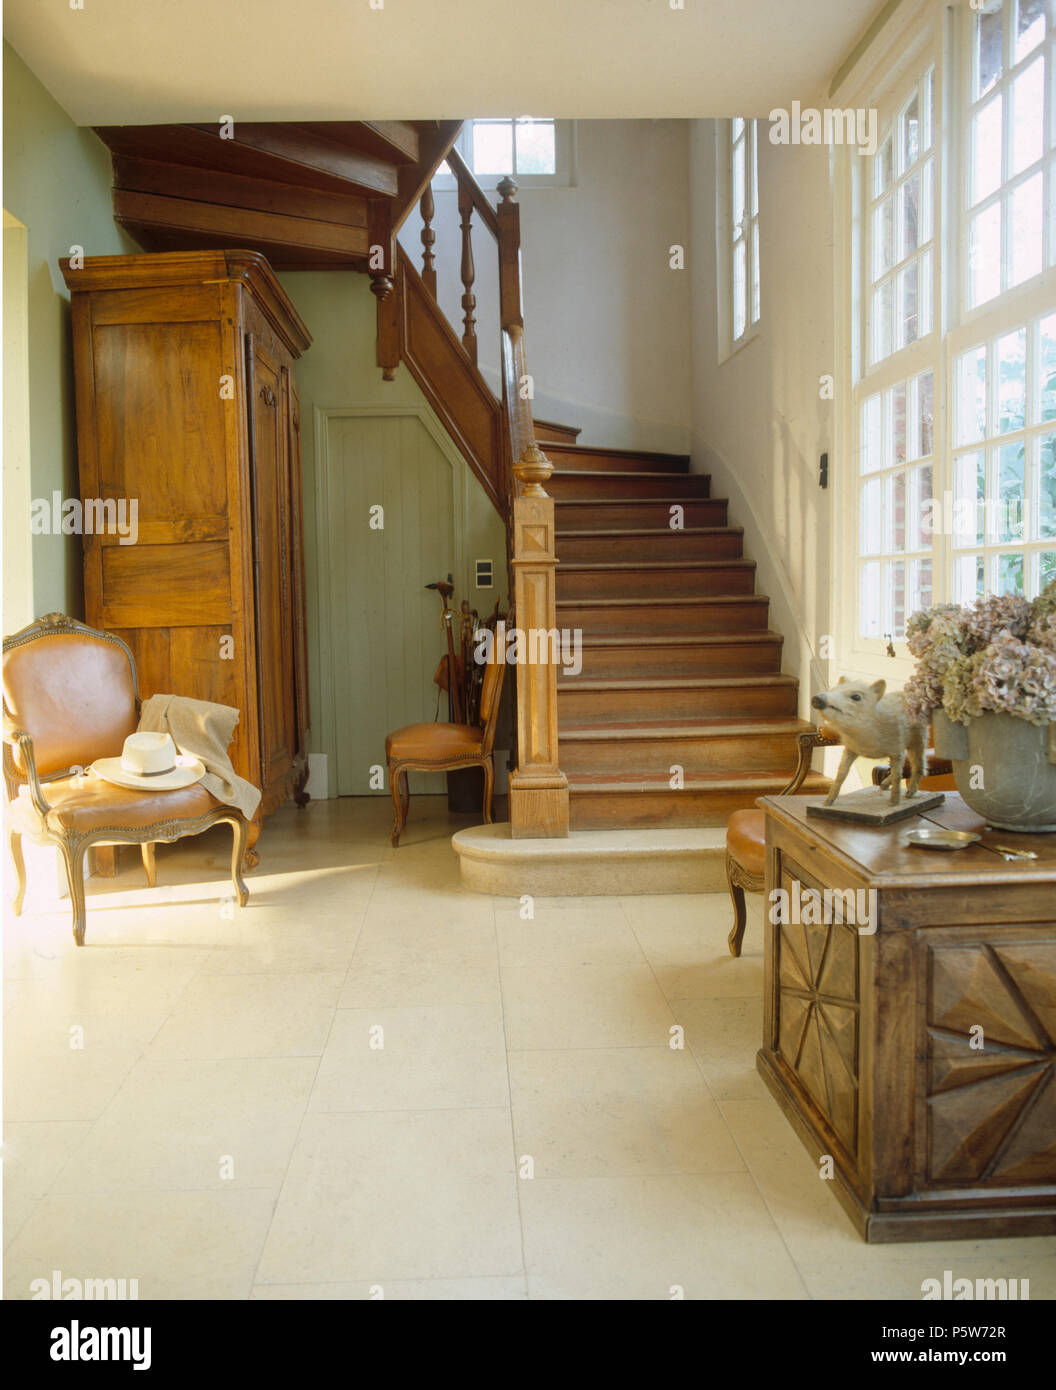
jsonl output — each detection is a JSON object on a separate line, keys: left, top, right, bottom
{"left": 385, "top": 722, "right": 483, "bottom": 762}
{"left": 4, "top": 613, "right": 251, "bottom": 946}
{"left": 726, "top": 808, "right": 766, "bottom": 878}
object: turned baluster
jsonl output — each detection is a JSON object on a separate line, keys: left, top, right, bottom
{"left": 458, "top": 181, "right": 478, "bottom": 364}
{"left": 420, "top": 185, "right": 437, "bottom": 297}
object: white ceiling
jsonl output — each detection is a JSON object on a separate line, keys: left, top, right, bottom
{"left": 4, "top": 0, "right": 884, "bottom": 125}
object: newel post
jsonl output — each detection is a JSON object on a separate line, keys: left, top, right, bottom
{"left": 508, "top": 442, "right": 570, "bottom": 839}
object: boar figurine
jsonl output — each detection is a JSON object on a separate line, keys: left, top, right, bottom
{"left": 811, "top": 677, "right": 926, "bottom": 806}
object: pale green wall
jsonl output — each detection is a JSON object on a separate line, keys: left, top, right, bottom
{"left": 276, "top": 271, "right": 508, "bottom": 764}
{"left": 2, "top": 41, "right": 136, "bottom": 622}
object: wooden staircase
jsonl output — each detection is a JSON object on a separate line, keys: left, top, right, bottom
{"left": 545, "top": 439, "right": 826, "bottom": 829}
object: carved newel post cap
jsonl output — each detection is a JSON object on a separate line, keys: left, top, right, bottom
{"left": 514, "top": 440, "right": 553, "bottom": 498}
{"left": 369, "top": 274, "right": 394, "bottom": 302}
{"left": 497, "top": 176, "right": 519, "bottom": 203}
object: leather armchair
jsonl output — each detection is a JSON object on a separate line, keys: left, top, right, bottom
{"left": 725, "top": 728, "right": 840, "bottom": 957}
{"left": 3, "top": 613, "right": 249, "bottom": 946}
{"left": 386, "top": 636, "right": 508, "bottom": 846}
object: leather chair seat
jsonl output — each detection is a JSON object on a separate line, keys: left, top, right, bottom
{"left": 726, "top": 808, "right": 766, "bottom": 877}
{"left": 10, "top": 777, "right": 220, "bottom": 837}
{"left": 385, "top": 722, "right": 484, "bottom": 762}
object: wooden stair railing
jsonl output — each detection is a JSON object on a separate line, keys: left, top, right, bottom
{"left": 375, "top": 148, "right": 569, "bottom": 838}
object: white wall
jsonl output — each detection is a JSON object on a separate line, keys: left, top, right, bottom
{"left": 402, "top": 120, "right": 693, "bottom": 454}
{"left": 688, "top": 118, "right": 836, "bottom": 715}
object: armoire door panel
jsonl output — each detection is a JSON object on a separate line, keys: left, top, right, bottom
{"left": 100, "top": 542, "right": 232, "bottom": 628}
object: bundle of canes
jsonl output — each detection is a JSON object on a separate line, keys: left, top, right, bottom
{"left": 425, "top": 575, "right": 463, "bottom": 722}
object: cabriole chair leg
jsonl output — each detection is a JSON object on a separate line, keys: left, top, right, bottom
{"left": 8, "top": 829, "right": 26, "bottom": 916}
{"left": 726, "top": 852, "right": 749, "bottom": 959}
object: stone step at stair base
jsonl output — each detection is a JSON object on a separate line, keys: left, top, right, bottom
{"left": 567, "top": 770, "right": 831, "bottom": 829}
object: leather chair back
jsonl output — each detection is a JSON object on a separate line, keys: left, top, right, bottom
{"left": 477, "top": 621, "right": 508, "bottom": 756}
{"left": 3, "top": 617, "right": 138, "bottom": 780}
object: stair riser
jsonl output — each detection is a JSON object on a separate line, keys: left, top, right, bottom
{"left": 543, "top": 451, "right": 690, "bottom": 475}
{"left": 570, "top": 641, "right": 783, "bottom": 680}
{"left": 558, "top": 683, "right": 799, "bottom": 722}
{"left": 569, "top": 787, "right": 789, "bottom": 830}
{"left": 556, "top": 598, "right": 771, "bottom": 634}
{"left": 557, "top": 532, "right": 743, "bottom": 563}
{"left": 557, "top": 566, "right": 756, "bottom": 600}
{"left": 556, "top": 500, "right": 728, "bottom": 531}
{"left": 559, "top": 730, "right": 806, "bottom": 774}
{"left": 548, "top": 474, "right": 710, "bottom": 500}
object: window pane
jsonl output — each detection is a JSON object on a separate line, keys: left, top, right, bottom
{"left": 919, "top": 248, "right": 934, "bottom": 337}
{"left": 751, "top": 219, "right": 760, "bottom": 323}
{"left": 901, "top": 92, "right": 920, "bottom": 172}
{"left": 897, "top": 261, "right": 919, "bottom": 348}
{"left": 956, "top": 346, "right": 988, "bottom": 445}
{"left": 871, "top": 280, "right": 894, "bottom": 364}
{"left": 921, "top": 69, "right": 934, "bottom": 152}
{"left": 909, "top": 463, "right": 934, "bottom": 549}
{"left": 998, "top": 552, "right": 1025, "bottom": 594}
{"left": 969, "top": 202, "right": 1002, "bottom": 306}
{"left": 1039, "top": 432, "right": 1056, "bottom": 538}
{"left": 999, "top": 442, "right": 1026, "bottom": 541}
{"left": 920, "top": 159, "right": 934, "bottom": 242}
{"left": 751, "top": 124, "right": 759, "bottom": 214}
{"left": 976, "top": 6, "right": 1004, "bottom": 99}
{"left": 472, "top": 122, "right": 513, "bottom": 175}
{"left": 862, "top": 393, "right": 883, "bottom": 473}
{"left": 873, "top": 197, "right": 895, "bottom": 278}
{"left": 900, "top": 172, "right": 920, "bottom": 256}
{"left": 733, "top": 239, "right": 746, "bottom": 340}
{"left": 1012, "top": 59, "right": 1044, "bottom": 175}
{"left": 860, "top": 562, "right": 882, "bottom": 637}
{"left": 954, "top": 553, "right": 986, "bottom": 604}
{"left": 1041, "top": 314, "right": 1056, "bottom": 421}
{"left": 875, "top": 135, "right": 893, "bottom": 195}
{"left": 954, "top": 452, "right": 986, "bottom": 545}
{"left": 887, "top": 472, "right": 907, "bottom": 553}
{"left": 1016, "top": 0, "right": 1046, "bottom": 62}
{"left": 971, "top": 94, "right": 1003, "bottom": 205}
{"left": 515, "top": 120, "right": 555, "bottom": 174}
{"left": 732, "top": 117, "right": 745, "bottom": 142}
{"left": 861, "top": 479, "right": 883, "bottom": 553}
{"left": 1010, "top": 172, "right": 1043, "bottom": 285}
{"left": 913, "top": 369, "right": 935, "bottom": 459}
{"left": 1042, "top": 551, "right": 1056, "bottom": 587}
{"left": 889, "top": 559, "right": 907, "bottom": 639}
{"left": 998, "top": 328, "right": 1027, "bottom": 432}
{"left": 889, "top": 381, "right": 908, "bottom": 467}
{"left": 910, "top": 557, "right": 934, "bottom": 613}
{"left": 732, "top": 138, "right": 746, "bottom": 233}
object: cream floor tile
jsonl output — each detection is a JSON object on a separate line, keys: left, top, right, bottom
{"left": 717, "top": 1091, "right": 820, "bottom": 1169}
{"left": 2, "top": 1189, "right": 278, "bottom": 1299}
{"left": 508, "top": 1047, "right": 746, "bottom": 1178}
{"left": 519, "top": 1173, "right": 807, "bottom": 1300}
{"left": 5, "top": 899, "right": 231, "bottom": 955}
{"left": 673, "top": 995, "right": 766, "bottom": 1102}
{"left": 201, "top": 918, "right": 366, "bottom": 975}
{"left": 500, "top": 963, "right": 677, "bottom": 1050}
{"left": 145, "top": 972, "right": 343, "bottom": 1060}
{"left": 310, "top": 1005, "right": 509, "bottom": 1111}
{"left": 254, "top": 1109, "right": 522, "bottom": 1284}
{"left": 1, "top": 1120, "right": 94, "bottom": 1206}
{"left": 797, "top": 1252, "right": 1056, "bottom": 1301}
{"left": 0, "top": 946, "right": 211, "bottom": 1017}
{"left": 358, "top": 895, "right": 496, "bottom": 932}
{"left": 3, "top": 1193, "right": 38, "bottom": 1252}
{"left": 243, "top": 865, "right": 380, "bottom": 915}
{"left": 250, "top": 1276, "right": 528, "bottom": 1300}
{"left": 48, "top": 1057, "right": 318, "bottom": 1194}
{"left": 494, "top": 905, "right": 646, "bottom": 969}
{"left": 338, "top": 924, "right": 499, "bottom": 1008}
{"left": 3, "top": 1014, "right": 167, "bottom": 1122}
{"left": 620, "top": 893, "right": 733, "bottom": 932}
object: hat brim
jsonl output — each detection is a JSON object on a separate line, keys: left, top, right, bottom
{"left": 89, "top": 757, "right": 206, "bottom": 792}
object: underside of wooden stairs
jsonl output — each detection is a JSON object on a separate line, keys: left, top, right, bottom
{"left": 542, "top": 430, "right": 827, "bottom": 830}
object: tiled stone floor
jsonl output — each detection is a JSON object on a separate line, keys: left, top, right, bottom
{"left": 4, "top": 796, "right": 1055, "bottom": 1300}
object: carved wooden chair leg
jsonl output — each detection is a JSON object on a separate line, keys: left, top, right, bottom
{"left": 59, "top": 839, "right": 89, "bottom": 947}
{"left": 389, "top": 763, "right": 406, "bottom": 847}
{"left": 229, "top": 817, "right": 250, "bottom": 907}
{"left": 481, "top": 758, "right": 495, "bottom": 824}
{"left": 140, "top": 842, "right": 156, "bottom": 888}
{"left": 726, "top": 851, "right": 749, "bottom": 958}
{"left": 400, "top": 769, "right": 410, "bottom": 820}
{"left": 8, "top": 829, "right": 26, "bottom": 916}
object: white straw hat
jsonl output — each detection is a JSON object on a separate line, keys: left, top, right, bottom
{"left": 91, "top": 732, "right": 205, "bottom": 791}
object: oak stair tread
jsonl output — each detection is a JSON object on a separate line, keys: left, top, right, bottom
{"left": 545, "top": 444, "right": 691, "bottom": 466}
{"left": 576, "top": 632, "right": 780, "bottom": 648}
{"left": 559, "top": 716, "right": 816, "bottom": 737}
{"left": 556, "top": 595, "right": 770, "bottom": 608}
{"left": 558, "top": 526, "right": 743, "bottom": 539}
{"left": 566, "top": 771, "right": 830, "bottom": 791}
{"left": 557, "top": 559, "right": 755, "bottom": 572}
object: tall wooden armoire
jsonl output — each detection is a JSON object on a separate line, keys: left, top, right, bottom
{"left": 60, "top": 250, "right": 312, "bottom": 840}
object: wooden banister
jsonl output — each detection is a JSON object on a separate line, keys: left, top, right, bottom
{"left": 444, "top": 147, "right": 500, "bottom": 238}
{"left": 419, "top": 185, "right": 437, "bottom": 297}
{"left": 458, "top": 180, "right": 477, "bottom": 364}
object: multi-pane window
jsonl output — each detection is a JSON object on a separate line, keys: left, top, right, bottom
{"left": 469, "top": 118, "right": 557, "bottom": 177}
{"left": 965, "top": 0, "right": 1054, "bottom": 308}
{"left": 729, "top": 118, "right": 760, "bottom": 343}
{"left": 858, "top": 371, "right": 936, "bottom": 638}
{"left": 951, "top": 310, "right": 1056, "bottom": 599}
{"left": 868, "top": 70, "right": 936, "bottom": 364}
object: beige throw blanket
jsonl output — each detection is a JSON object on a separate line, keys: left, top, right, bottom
{"left": 138, "top": 694, "right": 261, "bottom": 820}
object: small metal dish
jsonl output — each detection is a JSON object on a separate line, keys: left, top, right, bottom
{"left": 904, "top": 828, "right": 982, "bottom": 851}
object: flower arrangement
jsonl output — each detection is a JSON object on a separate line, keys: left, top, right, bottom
{"left": 904, "top": 578, "right": 1056, "bottom": 728}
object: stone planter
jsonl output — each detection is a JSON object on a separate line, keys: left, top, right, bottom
{"left": 932, "top": 709, "right": 1056, "bottom": 832}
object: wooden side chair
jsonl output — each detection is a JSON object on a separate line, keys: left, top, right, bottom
{"left": 725, "top": 728, "right": 840, "bottom": 958}
{"left": 3, "top": 613, "right": 250, "bottom": 946}
{"left": 386, "top": 628, "right": 508, "bottom": 847}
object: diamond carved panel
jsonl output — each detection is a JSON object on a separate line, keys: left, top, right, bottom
{"left": 926, "top": 943, "right": 1056, "bottom": 1187}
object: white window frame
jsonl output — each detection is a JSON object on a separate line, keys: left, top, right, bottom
{"left": 716, "top": 118, "right": 761, "bottom": 362}
{"left": 432, "top": 119, "right": 577, "bottom": 191}
{"left": 832, "top": 0, "right": 1056, "bottom": 687}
